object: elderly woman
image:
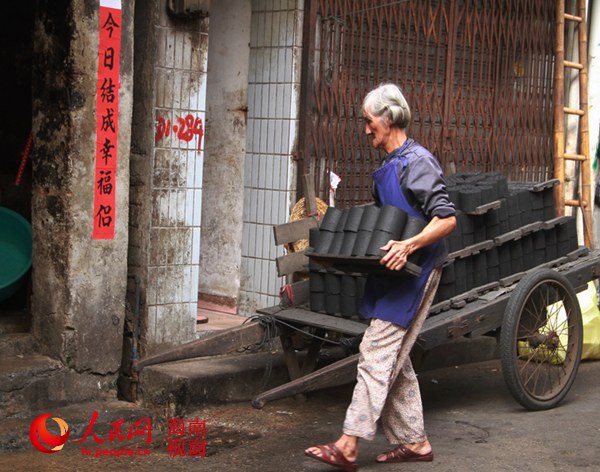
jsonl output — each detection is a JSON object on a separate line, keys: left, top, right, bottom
{"left": 305, "top": 84, "right": 456, "bottom": 471}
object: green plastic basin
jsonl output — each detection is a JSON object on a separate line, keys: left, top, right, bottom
{"left": 0, "top": 207, "right": 32, "bottom": 302}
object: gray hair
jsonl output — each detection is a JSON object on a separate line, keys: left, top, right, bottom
{"left": 362, "top": 83, "right": 411, "bottom": 129}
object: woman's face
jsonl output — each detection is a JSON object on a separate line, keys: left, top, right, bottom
{"left": 363, "top": 110, "right": 391, "bottom": 151}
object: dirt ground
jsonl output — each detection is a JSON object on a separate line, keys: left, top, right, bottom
{"left": 1, "top": 359, "right": 599, "bottom": 471}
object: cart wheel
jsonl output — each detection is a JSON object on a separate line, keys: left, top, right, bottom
{"left": 499, "top": 269, "right": 583, "bottom": 410}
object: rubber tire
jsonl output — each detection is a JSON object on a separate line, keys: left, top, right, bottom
{"left": 500, "top": 269, "right": 583, "bottom": 410}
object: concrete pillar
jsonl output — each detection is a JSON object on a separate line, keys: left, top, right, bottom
{"left": 128, "top": 0, "right": 209, "bottom": 355}
{"left": 31, "top": 0, "right": 133, "bottom": 374}
{"left": 200, "top": 0, "right": 252, "bottom": 309}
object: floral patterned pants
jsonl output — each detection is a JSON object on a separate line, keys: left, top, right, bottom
{"left": 343, "top": 267, "right": 442, "bottom": 444}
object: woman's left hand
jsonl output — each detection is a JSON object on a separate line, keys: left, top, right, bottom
{"left": 379, "top": 216, "right": 457, "bottom": 271}
{"left": 379, "top": 239, "right": 413, "bottom": 271}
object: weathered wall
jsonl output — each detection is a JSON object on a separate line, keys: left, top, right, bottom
{"left": 31, "top": 0, "right": 134, "bottom": 373}
{"left": 199, "top": 0, "right": 252, "bottom": 307}
{"left": 128, "top": 0, "right": 209, "bottom": 355}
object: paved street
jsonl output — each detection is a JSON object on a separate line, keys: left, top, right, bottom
{"left": 1, "top": 359, "right": 599, "bottom": 471}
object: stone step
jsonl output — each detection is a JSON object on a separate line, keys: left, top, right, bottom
{"left": 0, "top": 333, "right": 37, "bottom": 357}
{"left": 139, "top": 350, "right": 297, "bottom": 416}
{"left": 137, "top": 336, "right": 499, "bottom": 417}
{"left": 0, "top": 353, "right": 67, "bottom": 418}
{"left": 0, "top": 351, "right": 117, "bottom": 419}
{"left": 0, "top": 311, "right": 30, "bottom": 335}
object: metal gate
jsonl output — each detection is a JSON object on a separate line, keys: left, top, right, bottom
{"left": 298, "top": 0, "right": 556, "bottom": 207}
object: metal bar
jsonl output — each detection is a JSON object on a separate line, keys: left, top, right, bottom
{"left": 441, "top": 0, "right": 458, "bottom": 165}
{"left": 296, "top": 0, "right": 319, "bottom": 196}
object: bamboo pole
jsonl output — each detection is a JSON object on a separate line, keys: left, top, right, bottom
{"left": 553, "top": 0, "right": 566, "bottom": 217}
{"left": 577, "top": 0, "right": 593, "bottom": 247}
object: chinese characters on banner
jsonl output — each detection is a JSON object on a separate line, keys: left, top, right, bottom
{"left": 93, "top": 0, "right": 122, "bottom": 239}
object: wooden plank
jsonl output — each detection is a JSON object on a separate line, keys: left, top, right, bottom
{"left": 300, "top": 331, "right": 325, "bottom": 376}
{"left": 258, "top": 305, "right": 282, "bottom": 316}
{"left": 421, "top": 248, "right": 600, "bottom": 350}
{"left": 276, "top": 250, "right": 308, "bottom": 277}
{"left": 448, "top": 240, "right": 495, "bottom": 261}
{"left": 280, "top": 328, "right": 301, "bottom": 380}
{"left": 493, "top": 229, "right": 522, "bottom": 245}
{"left": 252, "top": 354, "right": 359, "bottom": 409}
{"left": 273, "top": 217, "right": 318, "bottom": 246}
{"left": 420, "top": 298, "right": 507, "bottom": 350}
{"left": 307, "top": 252, "right": 422, "bottom": 277}
{"left": 464, "top": 199, "right": 501, "bottom": 215}
{"left": 303, "top": 173, "right": 318, "bottom": 216}
{"left": 133, "top": 322, "right": 269, "bottom": 371}
{"left": 268, "top": 307, "right": 367, "bottom": 336}
{"left": 562, "top": 259, "right": 598, "bottom": 292}
{"left": 280, "top": 280, "right": 310, "bottom": 307}
{"left": 531, "top": 179, "right": 560, "bottom": 192}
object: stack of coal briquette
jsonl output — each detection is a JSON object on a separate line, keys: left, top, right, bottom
{"left": 308, "top": 204, "right": 426, "bottom": 317}
{"left": 435, "top": 173, "right": 579, "bottom": 304}
{"left": 306, "top": 172, "right": 580, "bottom": 319}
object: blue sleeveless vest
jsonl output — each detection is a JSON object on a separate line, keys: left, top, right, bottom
{"left": 360, "top": 140, "right": 443, "bottom": 327}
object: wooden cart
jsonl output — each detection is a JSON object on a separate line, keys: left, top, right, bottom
{"left": 243, "top": 173, "right": 599, "bottom": 410}
{"left": 251, "top": 246, "right": 599, "bottom": 411}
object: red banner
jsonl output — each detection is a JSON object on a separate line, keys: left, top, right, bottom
{"left": 92, "top": 1, "right": 122, "bottom": 239}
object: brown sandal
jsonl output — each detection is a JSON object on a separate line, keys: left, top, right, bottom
{"left": 376, "top": 444, "right": 433, "bottom": 463}
{"left": 305, "top": 443, "right": 358, "bottom": 471}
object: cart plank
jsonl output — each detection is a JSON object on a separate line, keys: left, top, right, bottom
{"left": 273, "top": 218, "right": 318, "bottom": 246}
{"left": 279, "top": 280, "right": 310, "bottom": 307}
{"left": 257, "top": 306, "right": 367, "bottom": 336}
{"left": 252, "top": 354, "right": 359, "bottom": 409}
{"left": 276, "top": 250, "right": 308, "bottom": 276}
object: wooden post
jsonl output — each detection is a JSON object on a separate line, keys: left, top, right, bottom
{"left": 302, "top": 173, "right": 318, "bottom": 216}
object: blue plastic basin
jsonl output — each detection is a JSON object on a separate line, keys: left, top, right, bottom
{"left": 0, "top": 207, "right": 32, "bottom": 302}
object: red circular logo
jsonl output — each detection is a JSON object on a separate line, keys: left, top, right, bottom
{"left": 29, "top": 413, "right": 70, "bottom": 453}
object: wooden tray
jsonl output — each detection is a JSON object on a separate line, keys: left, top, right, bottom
{"left": 307, "top": 252, "right": 422, "bottom": 277}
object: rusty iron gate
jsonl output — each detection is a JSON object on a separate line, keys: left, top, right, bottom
{"left": 297, "top": 0, "right": 557, "bottom": 208}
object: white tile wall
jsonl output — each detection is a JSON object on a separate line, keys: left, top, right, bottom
{"left": 240, "top": 0, "right": 303, "bottom": 314}
{"left": 146, "top": 1, "right": 209, "bottom": 344}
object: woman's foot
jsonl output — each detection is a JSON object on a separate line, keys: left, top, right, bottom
{"left": 376, "top": 440, "right": 433, "bottom": 463}
{"left": 305, "top": 435, "right": 358, "bottom": 471}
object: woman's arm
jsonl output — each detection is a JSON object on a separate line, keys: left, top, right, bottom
{"left": 379, "top": 215, "right": 457, "bottom": 271}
